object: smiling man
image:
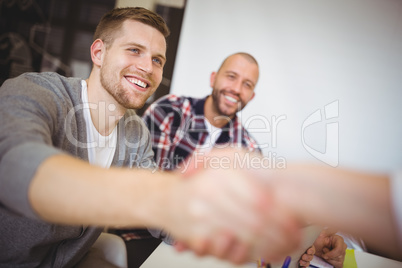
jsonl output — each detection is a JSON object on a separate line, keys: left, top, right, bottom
{"left": 0, "top": 7, "right": 168, "bottom": 267}
{"left": 208, "top": 53, "right": 257, "bottom": 121}
{"left": 207, "top": 53, "right": 258, "bottom": 126}
{"left": 87, "top": 11, "right": 167, "bottom": 136}
{"left": 142, "top": 52, "right": 261, "bottom": 172}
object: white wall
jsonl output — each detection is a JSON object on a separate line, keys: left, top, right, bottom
{"left": 170, "top": 0, "right": 402, "bottom": 172}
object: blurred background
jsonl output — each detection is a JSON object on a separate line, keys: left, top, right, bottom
{"left": 171, "top": 0, "right": 402, "bottom": 173}
{"left": 0, "top": 0, "right": 185, "bottom": 108}
{"left": 1, "top": 0, "right": 401, "bottom": 173}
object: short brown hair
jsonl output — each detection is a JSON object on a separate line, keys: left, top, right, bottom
{"left": 94, "top": 7, "right": 170, "bottom": 47}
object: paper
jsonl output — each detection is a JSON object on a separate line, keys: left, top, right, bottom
{"left": 309, "top": 255, "right": 334, "bottom": 268}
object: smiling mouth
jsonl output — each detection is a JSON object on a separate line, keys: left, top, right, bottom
{"left": 126, "top": 77, "right": 149, "bottom": 89}
{"left": 224, "top": 94, "right": 238, "bottom": 104}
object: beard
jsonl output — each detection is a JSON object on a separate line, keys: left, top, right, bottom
{"left": 100, "top": 65, "right": 153, "bottom": 110}
{"left": 211, "top": 88, "right": 243, "bottom": 117}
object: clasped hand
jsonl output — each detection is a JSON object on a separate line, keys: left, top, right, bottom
{"left": 162, "top": 148, "right": 304, "bottom": 264}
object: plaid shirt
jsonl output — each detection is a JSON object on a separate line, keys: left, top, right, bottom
{"left": 142, "top": 94, "right": 261, "bottom": 170}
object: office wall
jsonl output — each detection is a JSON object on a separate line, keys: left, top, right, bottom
{"left": 170, "top": 0, "right": 402, "bottom": 172}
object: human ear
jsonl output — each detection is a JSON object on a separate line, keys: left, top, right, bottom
{"left": 210, "top": 72, "right": 217, "bottom": 88}
{"left": 249, "top": 92, "right": 256, "bottom": 102}
{"left": 90, "top": 39, "right": 104, "bottom": 67}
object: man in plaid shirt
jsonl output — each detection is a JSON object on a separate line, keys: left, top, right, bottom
{"left": 142, "top": 52, "right": 261, "bottom": 171}
{"left": 140, "top": 52, "right": 347, "bottom": 268}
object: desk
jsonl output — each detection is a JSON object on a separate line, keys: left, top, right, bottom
{"left": 354, "top": 251, "right": 402, "bottom": 268}
{"left": 140, "top": 242, "right": 254, "bottom": 268}
{"left": 141, "top": 225, "right": 321, "bottom": 268}
{"left": 140, "top": 243, "right": 309, "bottom": 268}
{"left": 140, "top": 243, "right": 402, "bottom": 268}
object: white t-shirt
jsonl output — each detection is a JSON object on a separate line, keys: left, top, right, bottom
{"left": 197, "top": 118, "right": 222, "bottom": 153}
{"left": 81, "top": 80, "right": 117, "bottom": 168}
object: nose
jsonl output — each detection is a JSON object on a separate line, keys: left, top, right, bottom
{"left": 136, "top": 56, "right": 153, "bottom": 74}
{"left": 231, "top": 79, "right": 242, "bottom": 94}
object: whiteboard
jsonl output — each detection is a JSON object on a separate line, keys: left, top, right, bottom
{"left": 170, "top": 0, "right": 402, "bottom": 172}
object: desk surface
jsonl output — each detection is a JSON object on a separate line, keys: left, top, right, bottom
{"left": 140, "top": 242, "right": 312, "bottom": 268}
{"left": 141, "top": 225, "right": 321, "bottom": 268}
{"left": 141, "top": 243, "right": 402, "bottom": 268}
{"left": 140, "top": 242, "right": 254, "bottom": 268}
{"left": 354, "top": 250, "right": 402, "bottom": 268}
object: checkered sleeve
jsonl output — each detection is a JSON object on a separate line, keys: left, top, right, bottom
{"left": 243, "top": 130, "right": 262, "bottom": 154}
{"left": 232, "top": 117, "right": 262, "bottom": 154}
{"left": 142, "top": 95, "right": 184, "bottom": 170}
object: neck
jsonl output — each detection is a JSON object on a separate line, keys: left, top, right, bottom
{"left": 86, "top": 76, "right": 125, "bottom": 136}
{"left": 204, "top": 96, "right": 234, "bottom": 128}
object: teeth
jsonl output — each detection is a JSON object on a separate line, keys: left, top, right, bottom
{"left": 127, "top": 78, "right": 147, "bottom": 88}
{"left": 224, "top": 95, "right": 238, "bottom": 103}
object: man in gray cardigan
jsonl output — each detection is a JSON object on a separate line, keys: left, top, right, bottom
{"left": 0, "top": 6, "right": 303, "bottom": 268}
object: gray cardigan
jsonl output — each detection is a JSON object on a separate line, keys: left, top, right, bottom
{"left": 0, "top": 72, "right": 155, "bottom": 267}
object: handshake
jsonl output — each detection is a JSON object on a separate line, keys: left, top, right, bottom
{"left": 152, "top": 147, "right": 398, "bottom": 265}
{"left": 154, "top": 148, "right": 327, "bottom": 265}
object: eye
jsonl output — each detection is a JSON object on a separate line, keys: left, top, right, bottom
{"left": 129, "top": 48, "right": 140, "bottom": 54}
{"left": 244, "top": 82, "right": 253, "bottom": 89}
{"left": 153, "top": 57, "right": 163, "bottom": 66}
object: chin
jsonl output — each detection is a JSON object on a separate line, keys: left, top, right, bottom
{"left": 220, "top": 111, "right": 236, "bottom": 119}
{"left": 123, "top": 95, "right": 149, "bottom": 110}
{"left": 222, "top": 106, "right": 238, "bottom": 116}
{"left": 130, "top": 103, "right": 145, "bottom": 110}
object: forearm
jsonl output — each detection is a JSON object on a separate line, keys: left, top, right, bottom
{"left": 274, "top": 165, "right": 399, "bottom": 258}
{"left": 29, "top": 150, "right": 322, "bottom": 263}
{"left": 29, "top": 154, "right": 177, "bottom": 228}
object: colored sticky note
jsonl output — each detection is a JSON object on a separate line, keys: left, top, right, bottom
{"left": 343, "top": 249, "right": 358, "bottom": 268}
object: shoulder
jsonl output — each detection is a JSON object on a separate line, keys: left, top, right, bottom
{"left": 153, "top": 94, "right": 206, "bottom": 107}
{"left": 150, "top": 94, "right": 199, "bottom": 108}
{"left": 143, "top": 94, "right": 197, "bottom": 118}
{"left": 1, "top": 72, "right": 82, "bottom": 104}
{"left": 9, "top": 72, "right": 81, "bottom": 89}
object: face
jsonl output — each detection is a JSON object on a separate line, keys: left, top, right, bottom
{"left": 210, "top": 55, "right": 258, "bottom": 118}
{"left": 98, "top": 20, "right": 166, "bottom": 110}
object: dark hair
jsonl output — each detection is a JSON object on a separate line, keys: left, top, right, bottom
{"left": 94, "top": 7, "right": 170, "bottom": 47}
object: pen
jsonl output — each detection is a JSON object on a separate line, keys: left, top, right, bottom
{"left": 281, "top": 256, "right": 291, "bottom": 268}
{"left": 255, "top": 258, "right": 271, "bottom": 268}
